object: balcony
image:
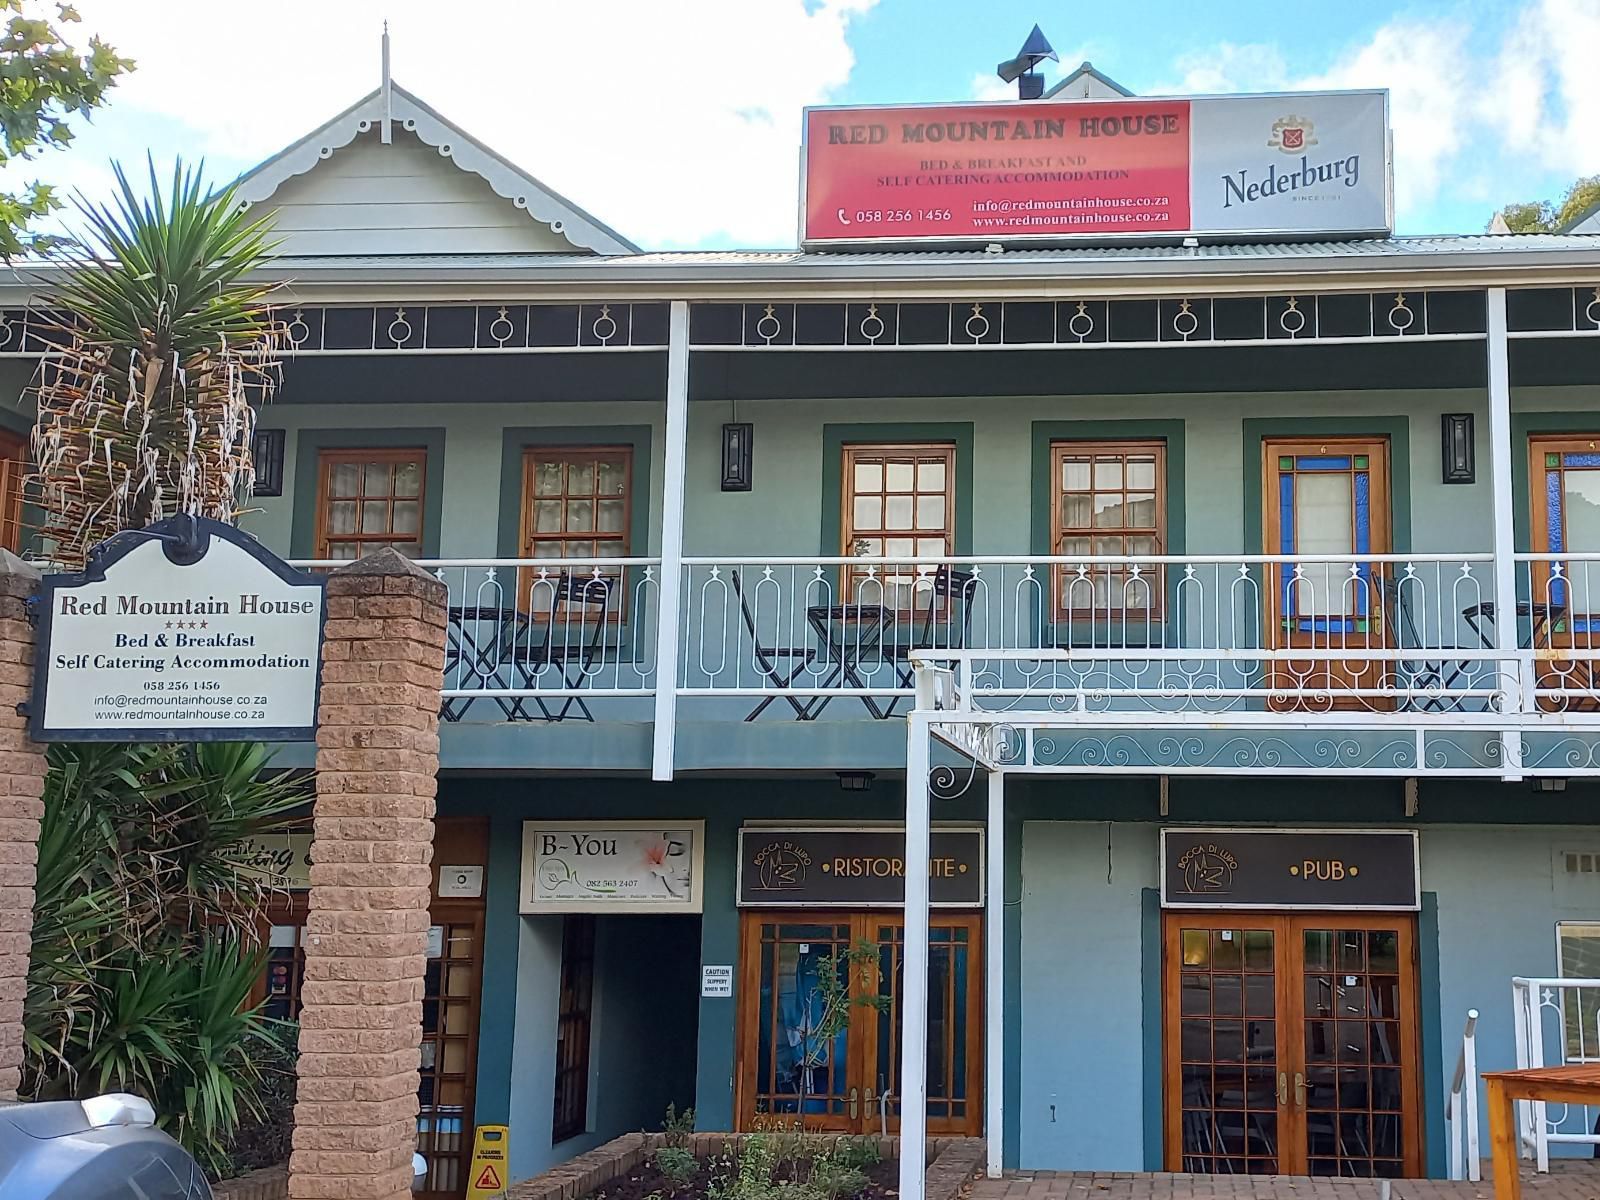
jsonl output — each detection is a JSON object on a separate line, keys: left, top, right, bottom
{"left": 292, "top": 552, "right": 1600, "bottom": 748}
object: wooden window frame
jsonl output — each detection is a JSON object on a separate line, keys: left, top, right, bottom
{"left": 839, "top": 441, "right": 957, "bottom": 611}
{"left": 0, "top": 428, "right": 26, "bottom": 555}
{"left": 1529, "top": 434, "right": 1600, "bottom": 597}
{"left": 313, "top": 446, "right": 428, "bottom": 561}
{"left": 1050, "top": 439, "right": 1167, "bottom": 619}
{"left": 552, "top": 914, "right": 596, "bottom": 1143}
{"left": 518, "top": 445, "right": 634, "bottom": 622}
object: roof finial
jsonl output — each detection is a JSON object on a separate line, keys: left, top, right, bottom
{"left": 380, "top": 20, "right": 393, "bottom": 144}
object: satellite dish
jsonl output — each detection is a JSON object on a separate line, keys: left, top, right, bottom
{"left": 995, "top": 24, "right": 1058, "bottom": 84}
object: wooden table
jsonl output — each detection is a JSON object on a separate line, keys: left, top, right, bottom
{"left": 1482, "top": 1064, "right": 1600, "bottom": 1200}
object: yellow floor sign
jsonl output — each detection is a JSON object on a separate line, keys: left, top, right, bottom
{"left": 466, "top": 1124, "right": 510, "bottom": 1199}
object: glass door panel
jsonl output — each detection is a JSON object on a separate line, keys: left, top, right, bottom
{"left": 1295, "top": 922, "right": 1413, "bottom": 1178}
{"left": 1529, "top": 437, "right": 1600, "bottom": 711}
{"left": 1262, "top": 439, "right": 1392, "bottom": 712}
{"left": 1167, "top": 918, "right": 1283, "bottom": 1174}
{"left": 742, "top": 919, "right": 857, "bottom": 1129}
{"left": 417, "top": 909, "right": 484, "bottom": 1200}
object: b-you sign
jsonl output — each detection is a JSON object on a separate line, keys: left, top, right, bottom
{"left": 801, "top": 89, "right": 1390, "bottom": 246}
{"left": 29, "top": 516, "right": 324, "bottom": 742}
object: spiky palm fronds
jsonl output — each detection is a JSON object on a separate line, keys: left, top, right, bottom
{"left": 29, "top": 158, "right": 283, "bottom": 568}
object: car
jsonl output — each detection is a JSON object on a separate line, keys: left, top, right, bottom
{"left": 0, "top": 1093, "right": 211, "bottom": 1199}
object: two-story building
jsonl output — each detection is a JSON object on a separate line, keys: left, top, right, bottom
{"left": 6, "top": 64, "right": 1600, "bottom": 1198}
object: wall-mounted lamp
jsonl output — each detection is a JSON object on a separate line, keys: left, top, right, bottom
{"left": 252, "top": 428, "right": 286, "bottom": 497}
{"left": 721, "top": 422, "right": 753, "bottom": 492}
{"left": 837, "top": 771, "right": 874, "bottom": 792}
{"left": 1441, "top": 413, "right": 1475, "bottom": 484}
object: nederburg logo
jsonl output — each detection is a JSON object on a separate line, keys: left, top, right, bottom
{"left": 1222, "top": 114, "right": 1358, "bottom": 210}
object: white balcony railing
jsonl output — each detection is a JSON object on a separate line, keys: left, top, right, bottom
{"left": 676, "top": 554, "right": 1510, "bottom": 717}
{"left": 285, "top": 553, "right": 1600, "bottom": 729}
{"left": 1512, "top": 977, "right": 1600, "bottom": 1170}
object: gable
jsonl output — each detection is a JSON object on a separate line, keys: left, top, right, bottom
{"left": 254, "top": 127, "right": 577, "bottom": 256}
{"left": 233, "top": 82, "right": 636, "bottom": 256}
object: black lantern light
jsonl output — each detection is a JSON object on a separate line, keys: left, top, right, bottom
{"left": 721, "top": 422, "right": 753, "bottom": 492}
{"left": 1441, "top": 413, "right": 1475, "bottom": 484}
{"left": 252, "top": 428, "right": 286, "bottom": 496}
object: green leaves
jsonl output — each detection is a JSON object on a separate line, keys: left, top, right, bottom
{"left": 24, "top": 741, "right": 307, "bottom": 1173}
{"left": 0, "top": 1, "right": 131, "bottom": 258}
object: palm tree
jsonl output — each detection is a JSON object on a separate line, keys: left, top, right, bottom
{"left": 30, "top": 158, "right": 284, "bottom": 568}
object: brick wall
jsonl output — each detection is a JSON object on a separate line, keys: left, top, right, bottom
{"left": 288, "top": 551, "right": 447, "bottom": 1200}
{"left": 0, "top": 552, "right": 44, "bottom": 1101}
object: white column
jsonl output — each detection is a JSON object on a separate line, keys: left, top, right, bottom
{"left": 1486, "top": 287, "right": 1524, "bottom": 778}
{"left": 899, "top": 715, "right": 932, "bottom": 1200}
{"left": 652, "top": 300, "right": 690, "bottom": 782}
{"left": 984, "top": 767, "right": 1005, "bottom": 1179}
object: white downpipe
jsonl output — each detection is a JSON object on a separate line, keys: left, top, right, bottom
{"left": 985, "top": 768, "right": 1004, "bottom": 1179}
{"left": 651, "top": 300, "right": 690, "bottom": 781}
{"left": 1486, "top": 287, "right": 1524, "bottom": 779}
{"left": 900, "top": 715, "right": 932, "bottom": 1200}
{"left": 1464, "top": 1011, "right": 1480, "bottom": 1181}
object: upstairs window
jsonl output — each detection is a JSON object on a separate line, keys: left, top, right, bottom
{"left": 518, "top": 447, "right": 633, "bottom": 618}
{"left": 841, "top": 442, "right": 956, "bottom": 610}
{"left": 314, "top": 448, "right": 426, "bottom": 561}
{"left": 1051, "top": 440, "right": 1165, "bottom": 617}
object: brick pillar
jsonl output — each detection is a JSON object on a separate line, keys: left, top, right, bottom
{"left": 290, "top": 550, "right": 447, "bottom": 1200}
{"left": 0, "top": 551, "right": 44, "bottom": 1101}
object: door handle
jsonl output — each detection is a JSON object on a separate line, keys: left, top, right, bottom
{"left": 1294, "top": 1071, "right": 1306, "bottom": 1110}
{"left": 1278, "top": 1071, "right": 1288, "bottom": 1106}
{"left": 848, "top": 1086, "right": 859, "bottom": 1119}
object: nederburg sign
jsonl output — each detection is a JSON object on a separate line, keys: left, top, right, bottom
{"left": 30, "top": 516, "right": 324, "bottom": 742}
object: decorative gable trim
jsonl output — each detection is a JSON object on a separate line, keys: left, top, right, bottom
{"left": 232, "top": 81, "right": 638, "bottom": 255}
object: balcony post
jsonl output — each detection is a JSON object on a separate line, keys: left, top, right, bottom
{"left": 984, "top": 766, "right": 1005, "bottom": 1178}
{"left": 899, "top": 714, "right": 932, "bottom": 1200}
{"left": 1486, "top": 287, "right": 1523, "bottom": 778}
{"left": 652, "top": 300, "right": 690, "bottom": 781}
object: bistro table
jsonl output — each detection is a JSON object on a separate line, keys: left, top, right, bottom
{"left": 803, "top": 603, "right": 897, "bottom": 719}
{"left": 1462, "top": 601, "right": 1565, "bottom": 650}
{"left": 1483, "top": 1064, "right": 1600, "bottom": 1200}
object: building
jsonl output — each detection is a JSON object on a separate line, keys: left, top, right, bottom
{"left": 5, "top": 59, "right": 1600, "bottom": 1200}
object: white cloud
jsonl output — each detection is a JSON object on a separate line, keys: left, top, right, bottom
{"left": 1486, "top": 0, "right": 1600, "bottom": 176}
{"left": 18, "top": 0, "right": 880, "bottom": 249}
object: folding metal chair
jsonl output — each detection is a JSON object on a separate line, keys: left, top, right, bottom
{"left": 731, "top": 568, "right": 817, "bottom": 721}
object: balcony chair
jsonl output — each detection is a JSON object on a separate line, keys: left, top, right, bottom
{"left": 879, "top": 565, "right": 977, "bottom": 718}
{"left": 1376, "top": 576, "right": 1485, "bottom": 713}
{"left": 731, "top": 568, "right": 818, "bottom": 721}
{"left": 440, "top": 572, "right": 614, "bottom": 723}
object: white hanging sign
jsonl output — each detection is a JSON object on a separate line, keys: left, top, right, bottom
{"left": 30, "top": 517, "right": 325, "bottom": 742}
{"left": 521, "top": 820, "right": 705, "bottom": 913}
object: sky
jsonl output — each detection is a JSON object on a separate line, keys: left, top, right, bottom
{"left": 3, "top": 0, "right": 1598, "bottom": 251}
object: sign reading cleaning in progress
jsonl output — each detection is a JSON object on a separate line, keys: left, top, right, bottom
{"left": 802, "top": 89, "right": 1389, "bottom": 246}
{"left": 737, "top": 826, "right": 984, "bottom": 908}
{"left": 1160, "top": 828, "right": 1419, "bottom": 911}
{"left": 30, "top": 516, "right": 324, "bottom": 742}
{"left": 521, "top": 821, "right": 705, "bottom": 913}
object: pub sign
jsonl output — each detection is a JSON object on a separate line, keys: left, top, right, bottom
{"left": 1160, "top": 828, "right": 1420, "bottom": 911}
{"left": 29, "top": 516, "right": 324, "bottom": 742}
{"left": 737, "top": 825, "right": 984, "bottom": 908}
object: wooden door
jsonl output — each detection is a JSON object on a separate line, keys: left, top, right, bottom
{"left": 416, "top": 903, "right": 487, "bottom": 1200}
{"left": 1262, "top": 439, "right": 1392, "bottom": 711}
{"left": 1163, "top": 912, "right": 1421, "bottom": 1177}
{"left": 735, "top": 911, "right": 982, "bottom": 1135}
{"left": 1528, "top": 436, "right": 1600, "bottom": 711}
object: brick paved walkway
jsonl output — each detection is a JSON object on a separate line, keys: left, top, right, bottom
{"left": 970, "top": 1160, "right": 1600, "bottom": 1200}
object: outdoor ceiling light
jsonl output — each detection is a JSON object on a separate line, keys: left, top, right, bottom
{"left": 721, "top": 422, "right": 753, "bottom": 492}
{"left": 1441, "top": 413, "right": 1475, "bottom": 485}
{"left": 837, "top": 771, "right": 875, "bottom": 792}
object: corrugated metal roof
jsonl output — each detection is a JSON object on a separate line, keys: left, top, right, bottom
{"left": 268, "top": 234, "right": 1600, "bottom": 272}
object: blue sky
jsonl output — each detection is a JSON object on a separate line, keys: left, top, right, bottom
{"left": 3, "top": 0, "right": 1596, "bottom": 250}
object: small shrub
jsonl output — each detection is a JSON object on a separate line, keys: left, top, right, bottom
{"left": 829, "top": 1136, "right": 880, "bottom": 1171}
{"left": 654, "top": 1146, "right": 698, "bottom": 1185}
{"left": 661, "top": 1102, "right": 695, "bottom": 1150}
{"left": 808, "top": 1155, "right": 868, "bottom": 1200}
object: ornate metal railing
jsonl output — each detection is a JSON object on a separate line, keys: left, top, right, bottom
{"left": 1512, "top": 976, "right": 1600, "bottom": 1170}
{"left": 675, "top": 554, "right": 1503, "bottom": 717}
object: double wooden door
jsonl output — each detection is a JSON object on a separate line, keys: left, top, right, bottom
{"left": 1163, "top": 912, "right": 1421, "bottom": 1178}
{"left": 735, "top": 911, "right": 982, "bottom": 1135}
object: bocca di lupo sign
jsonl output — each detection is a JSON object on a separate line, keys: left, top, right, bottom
{"left": 29, "top": 516, "right": 324, "bottom": 742}
{"left": 801, "top": 89, "right": 1390, "bottom": 247}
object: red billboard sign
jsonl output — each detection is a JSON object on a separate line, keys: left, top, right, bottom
{"left": 800, "top": 92, "right": 1390, "bottom": 247}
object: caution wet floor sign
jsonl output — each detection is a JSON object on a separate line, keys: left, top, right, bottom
{"left": 466, "top": 1125, "right": 510, "bottom": 1199}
